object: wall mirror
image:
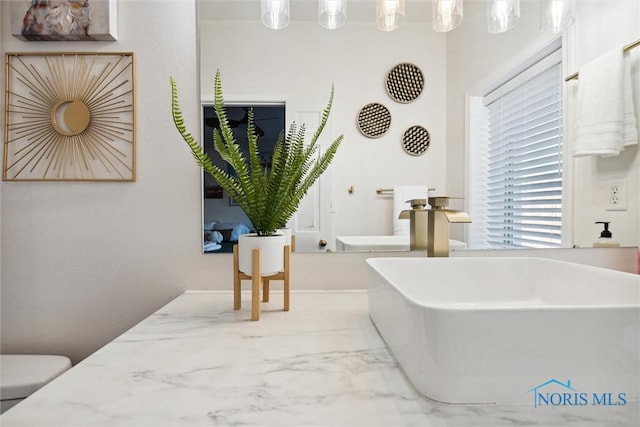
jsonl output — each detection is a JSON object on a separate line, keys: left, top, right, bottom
{"left": 198, "top": 0, "right": 639, "bottom": 253}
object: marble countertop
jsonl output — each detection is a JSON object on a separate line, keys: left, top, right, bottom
{"left": 1, "top": 291, "right": 637, "bottom": 426}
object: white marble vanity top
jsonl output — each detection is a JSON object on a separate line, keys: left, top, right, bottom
{"left": 1, "top": 291, "right": 637, "bottom": 426}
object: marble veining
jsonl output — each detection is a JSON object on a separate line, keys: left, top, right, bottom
{"left": 1, "top": 291, "right": 637, "bottom": 426}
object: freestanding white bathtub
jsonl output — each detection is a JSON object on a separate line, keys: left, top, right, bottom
{"left": 366, "top": 257, "right": 640, "bottom": 405}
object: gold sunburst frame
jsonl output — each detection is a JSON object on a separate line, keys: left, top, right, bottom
{"left": 3, "top": 52, "right": 135, "bottom": 181}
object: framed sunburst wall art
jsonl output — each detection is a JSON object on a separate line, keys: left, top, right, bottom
{"left": 3, "top": 52, "right": 136, "bottom": 181}
{"left": 11, "top": 0, "right": 118, "bottom": 41}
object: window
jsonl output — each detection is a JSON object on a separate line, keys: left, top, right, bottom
{"left": 469, "top": 50, "right": 563, "bottom": 249}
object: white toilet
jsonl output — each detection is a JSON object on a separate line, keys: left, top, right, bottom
{"left": 1, "top": 354, "right": 72, "bottom": 413}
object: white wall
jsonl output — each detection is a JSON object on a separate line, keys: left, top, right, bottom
{"left": 200, "top": 21, "right": 447, "bottom": 244}
{"left": 445, "top": 0, "right": 639, "bottom": 246}
{"left": 0, "top": 0, "right": 207, "bottom": 364}
{"left": 570, "top": 1, "right": 640, "bottom": 247}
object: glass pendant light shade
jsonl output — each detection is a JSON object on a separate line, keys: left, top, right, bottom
{"left": 376, "top": 0, "right": 405, "bottom": 32}
{"left": 261, "top": 0, "right": 290, "bottom": 30}
{"left": 432, "top": 0, "right": 463, "bottom": 32}
{"left": 541, "top": 0, "right": 575, "bottom": 33}
{"left": 487, "top": 0, "right": 520, "bottom": 33}
{"left": 319, "top": 0, "right": 347, "bottom": 29}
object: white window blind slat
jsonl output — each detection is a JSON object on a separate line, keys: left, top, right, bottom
{"left": 489, "top": 158, "right": 560, "bottom": 178}
{"left": 488, "top": 126, "right": 562, "bottom": 149}
{"left": 494, "top": 109, "right": 562, "bottom": 132}
{"left": 486, "top": 227, "right": 561, "bottom": 240}
{"left": 488, "top": 172, "right": 561, "bottom": 187}
{"left": 486, "top": 189, "right": 562, "bottom": 200}
{"left": 495, "top": 93, "right": 560, "bottom": 124}
{"left": 487, "top": 222, "right": 561, "bottom": 231}
{"left": 487, "top": 135, "right": 561, "bottom": 160}
{"left": 490, "top": 115, "right": 562, "bottom": 142}
{"left": 487, "top": 180, "right": 561, "bottom": 194}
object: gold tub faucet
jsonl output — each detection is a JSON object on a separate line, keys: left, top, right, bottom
{"left": 399, "top": 199, "right": 430, "bottom": 251}
{"left": 399, "top": 196, "right": 471, "bottom": 256}
{"left": 426, "top": 196, "right": 471, "bottom": 257}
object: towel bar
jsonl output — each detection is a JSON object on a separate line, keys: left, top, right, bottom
{"left": 565, "top": 38, "right": 640, "bottom": 81}
{"left": 376, "top": 187, "right": 436, "bottom": 194}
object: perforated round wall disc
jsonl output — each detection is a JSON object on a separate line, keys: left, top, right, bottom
{"left": 357, "top": 103, "right": 391, "bottom": 138}
{"left": 402, "top": 125, "right": 430, "bottom": 156}
{"left": 385, "top": 63, "right": 424, "bottom": 103}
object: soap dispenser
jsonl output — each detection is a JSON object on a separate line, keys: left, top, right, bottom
{"left": 593, "top": 221, "right": 620, "bottom": 248}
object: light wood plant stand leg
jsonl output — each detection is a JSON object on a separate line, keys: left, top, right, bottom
{"left": 233, "top": 244, "right": 291, "bottom": 321}
{"left": 263, "top": 236, "right": 293, "bottom": 304}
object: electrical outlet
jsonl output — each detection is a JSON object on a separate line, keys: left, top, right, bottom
{"left": 606, "top": 180, "right": 627, "bottom": 211}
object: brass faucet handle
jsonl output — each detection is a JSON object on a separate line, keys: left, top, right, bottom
{"left": 405, "top": 198, "right": 427, "bottom": 209}
{"left": 428, "top": 196, "right": 451, "bottom": 209}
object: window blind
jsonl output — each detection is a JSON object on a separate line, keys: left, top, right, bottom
{"left": 482, "top": 56, "right": 563, "bottom": 249}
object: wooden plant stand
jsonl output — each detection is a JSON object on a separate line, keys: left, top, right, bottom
{"left": 233, "top": 244, "right": 291, "bottom": 321}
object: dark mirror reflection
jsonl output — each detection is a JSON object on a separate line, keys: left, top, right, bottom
{"left": 202, "top": 104, "right": 286, "bottom": 253}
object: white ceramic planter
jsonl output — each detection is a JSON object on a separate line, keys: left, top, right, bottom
{"left": 238, "top": 233, "right": 286, "bottom": 276}
{"left": 277, "top": 227, "right": 292, "bottom": 247}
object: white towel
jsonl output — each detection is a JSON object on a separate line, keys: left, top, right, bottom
{"left": 573, "top": 49, "right": 638, "bottom": 157}
{"left": 392, "top": 185, "right": 429, "bottom": 235}
{"left": 622, "top": 50, "right": 638, "bottom": 148}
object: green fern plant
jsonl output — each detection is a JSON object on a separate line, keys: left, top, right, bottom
{"left": 171, "top": 70, "right": 343, "bottom": 236}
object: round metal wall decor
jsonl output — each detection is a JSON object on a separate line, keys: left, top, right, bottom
{"left": 357, "top": 102, "right": 391, "bottom": 138}
{"left": 385, "top": 63, "right": 424, "bottom": 103}
{"left": 402, "top": 125, "right": 431, "bottom": 156}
